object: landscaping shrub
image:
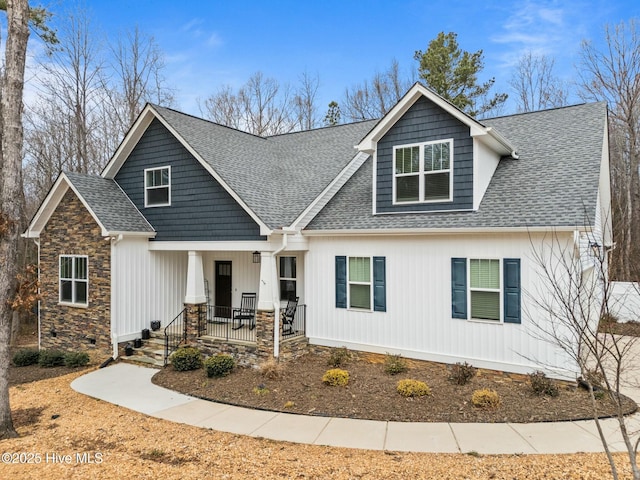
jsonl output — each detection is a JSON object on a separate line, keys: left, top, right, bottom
{"left": 259, "top": 358, "right": 283, "bottom": 379}
{"left": 383, "top": 353, "right": 408, "bottom": 375}
{"left": 322, "top": 368, "right": 349, "bottom": 386}
{"left": 12, "top": 349, "right": 40, "bottom": 367}
{"left": 327, "top": 347, "right": 351, "bottom": 367}
{"left": 64, "top": 351, "right": 90, "bottom": 368}
{"left": 204, "top": 354, "right": 235, "bottom": 378}
{"left": 396, "top": 379, "right": 431, "bottom": 397}
{"left": 38, "top": 350, "right": 65, "bottom": 368}
{"left": 449, "top": 362, "right": 477, "bottom": 385}
{"left": 170, "top": 347, "right": 203, "bottom": 371}
{"left": 471, "top": 388, "right": 501, "bottom": 408}
{"left": 528, "top": 370, "right": 559, "bottom": 397}
{"left": 253, "top": 384, "right": 269, "bottom": 396}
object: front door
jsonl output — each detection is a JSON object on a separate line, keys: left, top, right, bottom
{"left": 215, "top": 261, "right": 232, "bottom": 318}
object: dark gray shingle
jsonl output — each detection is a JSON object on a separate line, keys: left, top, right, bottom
{"left": 152, "top": 106, "right": 377, "bottom": 228}
{"left": 306, "top": 102, "right": 606, "bottom": 230}
{"left": 65, "top": 171, "right": 154, "bottom": 233}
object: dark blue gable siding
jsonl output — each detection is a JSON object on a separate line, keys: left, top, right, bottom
{"left": 376, "top": 96, "right": 474, "bottom": 213}
{"left": 115, "top": 119, "right": 264, "bottom": 241}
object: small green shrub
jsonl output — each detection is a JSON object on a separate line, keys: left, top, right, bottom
{"left": 327, "top": 347, "right": 351, "bottom": 367}
{"left": 64, "top": 351, "right": 90, "bottom": 368}
{"left": 204, "top": 354, "right": 235, "bottom": 378}
{"left": 322, "top": 368, "right": 349, "bottom": 386}
{"left": 528, "top": 370, "right": 559, "bottom": 397}
{"left": 38, "top": 350, "right": 65, "bottom": 368}
{"left": 170, "top": 347, "right": 203, "bottom": 371}
{"left": 449, "top": 362, "right": 477, "bottom": 385}
{"left": 384, "top": 353, "right": 408, "bottom": 375}
{"left": 12, "top": 349, "right": 40, "bottom": 367}
{"left": 471, "top": 389, "right": 501, "bottom": 408}
{"left": 396, "top": 379, "right": 431, "bottom": 397}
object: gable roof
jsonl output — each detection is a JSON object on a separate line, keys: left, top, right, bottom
{"left": 102, "top": 104, "right": 377, "bottom": 230}
{"left": 357, "top": 83, "right": 518, "bottom": 158}
{"left": 24, "top": 171, "right": 155, "bottom": 238}
{"left": 306, "top": 102, "right": 608, "bottom": 232}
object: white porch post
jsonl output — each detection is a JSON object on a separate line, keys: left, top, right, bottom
{"left": 257, "top": 251, "right": 276, "bottom": 311}
{"left": 184, "top": 251, "right": 206, "bottom": 304}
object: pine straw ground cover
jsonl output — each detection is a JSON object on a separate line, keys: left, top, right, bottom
{"left": 153, "top": 351, "right": 637, "bottom": 423}
{"left": 2, "top": 368, "right": 639, "bottom": 480}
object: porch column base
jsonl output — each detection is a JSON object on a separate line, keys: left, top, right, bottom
{"left": 255, "top": 310, "right": 276, "bottom": 359}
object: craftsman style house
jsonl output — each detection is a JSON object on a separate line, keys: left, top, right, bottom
{"left": 24, "top": 83, "right": 611, "bottom": 378}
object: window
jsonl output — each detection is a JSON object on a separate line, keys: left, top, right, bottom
{"left": 451, "top": 258, "right": 521, "bottom": 324}
{"left": 279, "top": 256, "right": 297, "bottom": 301}
{"left": 335, "top": 256, "right": 386, "bottom": 312}
{"left": 394, "top": 139, "right": 452, "bottom": 203}
{"left": 349, "top": 257, "right": 371, "bottom": 309}
{"left": 59, "top": 255, "right": 88, "bottom": 306}
{"left": 144, "top": 166, "right": 171, "bottom": 207}
{"left": 470, "top": 259, "right": 500, "bottom": 321}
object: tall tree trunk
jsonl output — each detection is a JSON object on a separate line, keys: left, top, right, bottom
{"left": 0, "top": 0, "right": 30, "bottom": 439}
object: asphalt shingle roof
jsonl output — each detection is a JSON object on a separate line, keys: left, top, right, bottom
{"left": 152, "top": 106, "right": 377, "bottom": 228}
{"left": 306, "top": 102, "right": 607, "bottom": 230}
{"left": 65, "top": 171, "right": 154, "bottom": 233}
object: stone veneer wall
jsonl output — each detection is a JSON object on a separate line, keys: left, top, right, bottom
{"left": 39, "top": 189, "right": 111, "bottom": 357}
{"left": 189, "top": 307, "right": 311, "bottom": 366}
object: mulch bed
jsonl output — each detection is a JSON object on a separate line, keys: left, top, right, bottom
{"left": 152, "top": 351, "right": 637, "bottom": 423}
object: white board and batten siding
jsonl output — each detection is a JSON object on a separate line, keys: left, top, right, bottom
{"left": 111, "top": 237, "right": 187, "bottom": 343}
{"left": 305, "top": 232, "right": 579, "bottom": 379}
{"left": 610, "top": 282, "right": 640, "bottom": 323}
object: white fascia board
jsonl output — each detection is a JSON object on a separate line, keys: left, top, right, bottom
{"left": 357, "top": 83, "right": 517, "bottom": 158}
{"left": 24, "top": 175, "right": 69, "bottom": 238}
{"left": 102, "top": 104, "right": 156, "bottom": 178}
{"left": 109, "top": 105, "right": 272, "bottom": 235}
{"left": 148, "top": 240, "right": 274, "bottom": 252}
{"left": 291, "top": 151, "right": 370, "bottom": 230}
{"left": 302, "top": 226, "right": 580, "bottom": 236}
{"left": 105, "top": 231, "right": 156, "bottom": 238}
{"left": 24, "top": 173, "right": 111, "bottom": 238}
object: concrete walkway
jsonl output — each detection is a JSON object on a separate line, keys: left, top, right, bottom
{"left": 71, "top": 362, "right": 640, "bottom": 454}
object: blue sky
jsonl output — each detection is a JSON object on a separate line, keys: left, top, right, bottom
{"left": 40, "top": 0, "right": 640, "bottom": 116}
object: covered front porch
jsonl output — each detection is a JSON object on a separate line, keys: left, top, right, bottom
{"left": 154, "top": 235, "right": 308, "bottom": 363}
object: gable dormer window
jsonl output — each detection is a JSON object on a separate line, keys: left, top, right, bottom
{"left": 144, "top": 166, "right": 171, "bottom": 207}
{"left": 394, "top": 139, "right": 453, "bottom": 204}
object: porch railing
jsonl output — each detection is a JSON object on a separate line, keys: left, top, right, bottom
{"left": 164, "top": 308, "right": 187, "bottom": 366}
{"left": 204, "top": 305, "right": 256, "bottom": 342}
{"left": 282, "top": 304, "right": 306, "bottom": 340}
{"left": 202, "top": 304, "right": 307, "bottom": 342}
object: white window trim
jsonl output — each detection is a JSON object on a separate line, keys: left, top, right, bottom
{"left": 347, "top": 256, "right": 373, "bottom": 311}
{"left": 144, "top": 165, "right": 171, "bottom": 207}
{"left": 468, "top": 258, "right": 502, "bottom": 323}
{"left": 392, "top": 139, "right": 454, "bottom": 205}
{"left": 278, "top": 255, "right": 297, "bottom": 302}
{"left": 59, "top": 255, "right": 89, "bottom": 307}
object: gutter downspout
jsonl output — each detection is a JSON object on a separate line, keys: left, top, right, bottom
{"left": 34, "top": 239, "right": 41, "bottom": 351}
{"left": 271, "top": 230, "right": 292, "bottom": 359}
{"left": 110, "top": 235, "right": 124, "bottom": 359}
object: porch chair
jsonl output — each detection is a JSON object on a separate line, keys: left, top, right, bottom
{"left": 232, "top": 293, "right": 257, "bottom": 330}
{"left": 281, "top": 296, "right": 299, "bottom": 335}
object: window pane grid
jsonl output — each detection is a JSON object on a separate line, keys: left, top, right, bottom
{"left": 470, "top": 259, "right": 500, "bottom": 321}
{"left": 59, "top": 256, "right": 88, "bottom": 305}
{"left": 348, "top": 257, "right": 371, "bottom": 309}
{"left": 394, "top": 140, "right": 452, "bottom": 203}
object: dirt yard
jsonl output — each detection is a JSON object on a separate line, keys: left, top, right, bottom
{"left": 1, "top": 367, "right": 638, "bottom": 479}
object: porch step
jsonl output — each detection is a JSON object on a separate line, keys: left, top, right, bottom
{"left": 119, "top": 335, "right": 167, "bottom": 368}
